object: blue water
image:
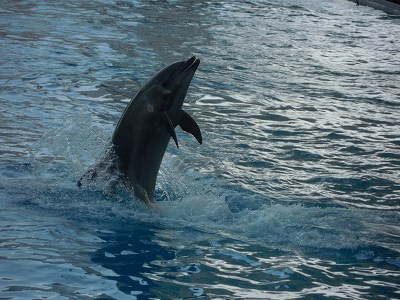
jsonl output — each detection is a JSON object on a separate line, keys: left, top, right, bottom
{"left": 1, "top": 0, "right": 399, "bottom": 299}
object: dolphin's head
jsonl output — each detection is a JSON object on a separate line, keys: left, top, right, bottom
{"left": 140, "top": 56, "right": 200, "bottom": 115}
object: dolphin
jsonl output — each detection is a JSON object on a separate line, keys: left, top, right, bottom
{"left": 78, "top": 56, "right": 202, "bottom": 205}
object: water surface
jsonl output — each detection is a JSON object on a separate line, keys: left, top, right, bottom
{"left": 1, "top": 0, "right": 399, "bottom": 299}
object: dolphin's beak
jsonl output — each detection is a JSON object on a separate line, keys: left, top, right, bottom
{"left": 180, "top": 56, "right": 200, "bottom": 81}
{"left": 182, "top": 56, "right": 200, "bottom": 74}
{"left": 167, "top": 56, "right": 200, "bottom": 113}
{"left": 175, "top": 56, "right": 200, "bottom": 98}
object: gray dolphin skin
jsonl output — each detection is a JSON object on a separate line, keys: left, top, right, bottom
{"left": 78, "top": 56, "right": 202, "bottom": 205}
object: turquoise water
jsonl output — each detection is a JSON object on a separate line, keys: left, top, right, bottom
{"left": 1, "top": 0, "right": 399, "bottom": 299}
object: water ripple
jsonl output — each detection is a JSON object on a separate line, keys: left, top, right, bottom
{"left": 1, "top": 0, "right": 400, "bottom": 299}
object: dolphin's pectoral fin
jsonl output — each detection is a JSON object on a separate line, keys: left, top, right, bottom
{"left": 163, "top": 113, "right": 179, "bottom": 148}
{"left": 179, "top": 110, "right": 202, "bottom": 144}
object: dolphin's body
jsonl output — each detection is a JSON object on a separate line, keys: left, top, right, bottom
{"left": 78, "top": 56, "right": 202, "bottom": 204}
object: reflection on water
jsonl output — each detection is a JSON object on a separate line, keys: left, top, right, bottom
{"left": 1, "top": 0, "right": 400, "bottom": 299}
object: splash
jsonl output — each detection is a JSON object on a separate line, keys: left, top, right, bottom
{"left": 8, "top": 114, "right": 398, "bottom": 254}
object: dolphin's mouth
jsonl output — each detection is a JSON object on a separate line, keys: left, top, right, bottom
{"left": 180, "top": 56, "right": 200, "bottom": 77}
{"left": 161, "top": 56, "right": 200, "bottom": 113}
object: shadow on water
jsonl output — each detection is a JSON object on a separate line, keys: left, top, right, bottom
{"left": 91, "top": 225, "right": 176, "bottom": 299}
{"left": 88, "top": 215, "right": 400, "bottom": 299}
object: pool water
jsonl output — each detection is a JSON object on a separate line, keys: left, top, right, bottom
{"left": 1, "top": 0, "right": 399, "bottom": 299}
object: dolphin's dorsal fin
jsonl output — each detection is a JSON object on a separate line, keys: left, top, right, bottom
{"left": 179, "top": 110, "right": 202, "bottom": 145}
{"left": 163, "top": 113, "right": 179, "bottom": 148}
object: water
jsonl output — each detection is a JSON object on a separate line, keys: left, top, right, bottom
{"left": 1, "top": 0, "right": 399, "bottom": 299}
